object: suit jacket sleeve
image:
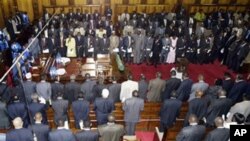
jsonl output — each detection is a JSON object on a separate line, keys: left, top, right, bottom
{"left": 176, "top": 129, "right": 185, "bottom": 141}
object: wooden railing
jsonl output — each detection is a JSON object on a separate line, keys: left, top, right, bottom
{"left": 186, "top": 4, "right": 250, "bottom": 14}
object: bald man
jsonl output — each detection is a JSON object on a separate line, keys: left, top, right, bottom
{"left": 6, "top": 117, "right": 33, "bottom": 141}
{"left": 176, "top": 114, "right": 206, "bottom": 141}
{"left": 188, "top": 74, "right": 209, "bottom": 101}
{"left": 205, "top": 117, "right": 229, "bottom": 141}
{"left": 94, "top": 89, "right": 115, "bottom": 125}
{"left": 28, "top": 112, "right": 50, "bottom": 141}
{"left": 184, "top": 91, "right": 208, "bottom": 126}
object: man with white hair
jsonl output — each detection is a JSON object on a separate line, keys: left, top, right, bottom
{"left": 6, "top": 117, "right": 33, "bottom": 141}
{"left": 22, "top": 72, "right": 36, "bottom": 103}
{"left": 94, "top": 89, "right": 115, "bottom": 125}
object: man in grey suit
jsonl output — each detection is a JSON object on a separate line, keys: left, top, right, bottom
{"left": 48, "top": 119, "right": 76, "bottom": 141}
{"left": 132, "top": 30, "right": 145, "bottom": 64}
{"left": 36, "top": 74, "right": 52, "bottom": 102}
{"left": 205, "top": 117, "right": 229, "bottom": 141}
{"left": 64, "top": 74, "right": 81, "bottom": 104}
{"left": 144, "top": 33, "right": 154, "bottom": 64}
{"left": 98, "top": 114, "right": 125, "bottom": 141}
{"left": 28, "top": 112, "right": 50, "bottom": 141}
{"left": 80, "top": 73, "right": 96, "bottom": 102}
{"left": 188, "top": 74, "right": 209, "bottom": 101}
{"left": 22, "top": 72, "right": 36, "bottom": 103}
{"left": 147, "top": 72, "right": 166, "bottom": 102}
{"left": 176, "top": 114, "right": 206, "bottom": 141}
{"left": 123, "top": 90, "right": 144, "bottom": 135}
{"left": 52, "top": 92, "right": 69, "bottom": 126}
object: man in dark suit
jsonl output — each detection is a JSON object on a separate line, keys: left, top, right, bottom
{"left": 28, "top": 94, "right": 48, "bottom": 124}
{"left": 177, "top": 72, "right": 193, "bottom": 101}
{"left": 51, "top": 76, "right": 64, "bottom": 101}
{"left": 0, "top": 80, "right": 11, "bottom": 103}
{"left": 151, "top": 35, "right": 162, "bottom": 67}
{"left": 108, "top": 76, "right": 121, "bottom": 103}
{"left": 47, "top": 34, "right": 58, "bottom": 54}
{"left": 228, "top": 74, "right": 248, "bottom": 103}
{"left": 64, "top": 74, "right": 81, "bottom": 104}
{"left": 0, "top": 96, "right": 10, "bottom": 129}
{"left": 22, "top": 72, "right": 36, "bottom": 103}
{"left": 80, "top": 73, "right": 96, "bottom": 102}
{"left": 205, "top": 90, "right": 232, "bottom": 127}
{"left": 48, "top": 119, "right": 76, "bottom": 141}
{"left": 205, "top": 117, "right": 229, "bottom": 141}
{"left": 52, "top": 92, "right": 69, "bottom": 126}
{"left": 72, "top": 92, "right": 90, "bottom": 129}
{"left": 94, "top": 89, "right": 115, "bottom": 125}
{"left": 222, "top": 72, "right": 234, "bottom": 94}
{"left": 28, "top": 112, "right": 50, "bottom": 141}
{"left": 6, "top": 117, "right": 33, "bottom": 141}
{"left": 138, "top": 74, "right": 148, "bottom": 100}
{"left": 162, "top": 70, "right": 181, "bottom": 101}
{"left": 7, "top": 96, "right": 28, "bottom": 127}
{"left": 123, "top": 90, "right": 144, "bottom": 135}
{"left": 75, "top": 32, "right": 85, "bottom": 57}
{"left": 75, "top": 120, "right": 99, "bottom": 141}
{"left": 160, "top": 91, "right": 182, "bottom": 132}
{"left": 176, "top": 114, "right": 206, "bottom": 141}
{"left": 184, "top": 91, "right": 207, "bottom": 126}
{"left": 99, "top": 34, "right": 110, "bottom": 54}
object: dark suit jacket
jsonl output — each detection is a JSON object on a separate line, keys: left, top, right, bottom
{"left": 64, "top": 81, "right": 81, "bottom": 103}
{"left": 80, "top": 80, "right": 96, "bottom": 102}
{"left": 160, "top": 98, "right": 182, "bottom": 127}
{"left": 205, "top": 128, "right": 229, "bottom": 141}
{"left": 0, "top": 83, "right": 10, "bottom": 103}
{"left": 22, "top": 80, "right": 36, "bottom": 103}
{"left": 228, "top": 80, "right": 248, "bottom": 103}
{"left": 94, "top": 98, "right": 115, "bottom": 125}
{"left": 28, "top": 102, "right": 48, "bottom": 124}
{"left": 222, "top": 79, "right": 234, "bottom": 94}
{"left": 52, "top": 99, "right": 69, "bottom": 123}
{"left": 206, "top": 98, "right": 232, "bottom": 126}
{"left": 28, "top": 123, "right": 50, "bottom": 141}
{"left": 184, "top": 98, "right": 207, "bottom": 126}
{"left": 6, "top": 128, "right": 33, "bottom": 141}
{"left": 176, "top": 125, "right": 206, "bottom": 141}
{"left": 72, "top": 99, "right": 90, "bottom": 129}
{"left": 7, "top": 102, "right": 28, "bottom": 126}
{"left": 108, "top": 83, "right": 121, "bottom": 103}
{"left": 162, "top": 77, "right": 181, "bottom": 100}
{"left": 123, "top": 97, "right": 144, "bottom": 123}
{"left": 48, "top": 129, "right": 76, "bottom": 141}
{"left": 138, "top": 80, "right": 148, "bottom": 100}
{"left": 177, "top": 79, "right": 193, "bottom": 101}
{"left": 75, "top": 130, "right": 99, "bottom": 141}
{"left": 51, "top": 82, "right": 64, "bottom": 101}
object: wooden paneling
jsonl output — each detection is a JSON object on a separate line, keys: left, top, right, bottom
{"left": 219, "top": 0, "right": 229, "bottom": 4}
{"left": 147, "top": 0, "right": 159, "bottom": 4}
{"left": 74, "top": 0, "right": 86, "bottom": 5}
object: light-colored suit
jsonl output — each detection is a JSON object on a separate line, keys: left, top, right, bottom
{"left": 123, "top": 97, "right": 144, "bottom": 135}
{"left": 36, "top": 80, "right": 52, "bottom": 101}
{"left": 226, "top": 100, "right": 250, "bottom": 122}
{"left": 188, "top": 80, "right": 209, "bottom": 101}
{"left": 147, "top": 78, "right": 166, "bottom": 102}
{"left": 109, "top": 35, "right": 119, "bottom": 54}
{"left": 120, "top": 80, "right": 138, "bottom": 101}
{"left": 132, "top": 34, "right": 145, "bottom": 64}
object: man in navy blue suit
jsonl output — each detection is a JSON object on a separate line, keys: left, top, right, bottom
{"left": 228, "top": 74, "right": 248, "bottom": 103}
{"left": 28, "top": 112, "right": 50, "bottom": 141}
{"left": 160, "top": 91, "right": 182, "bottom": 132}
{"left": 177, "top": 72, "right": 193, "bottom": 101}
{"left": 75, "top": 120, "right": 99, "bottom": 141}
{"left": 6, "top": 117, "right": 33, "bottom": 141}
{"left": 72, "top": 92, "right": 90, "bottom": 129}
{"left": 94, "top": 89, "right": 115, "bottom": 125}
{"left": 48, "top": 119, "right": 76, "bottom": 141}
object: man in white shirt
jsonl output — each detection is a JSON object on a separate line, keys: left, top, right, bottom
{"left": 120, "top": 75, "right": 138, "bottom": 102}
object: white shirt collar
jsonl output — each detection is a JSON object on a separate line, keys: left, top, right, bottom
{"left": 190, "top": 123, "right": 198, "bottom": 126}
{"left": 57, "top": 127, "right": 65, "bottom": 130}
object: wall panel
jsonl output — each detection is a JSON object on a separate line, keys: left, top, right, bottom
{"left": 147, "top": 0, "right": 159, "bottom": 4}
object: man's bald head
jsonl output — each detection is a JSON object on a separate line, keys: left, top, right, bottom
{"left": 195, "top": 90, "right": 203, "bottom": 98}
{"left": 13, "top": 117, "right": 23, "bottom": 129}
{"left": 108, "top": 114, "right": 115, "bottom": 123}
{"left": 34, "top": 112, "right": 43, "bottom": 122}
{"left": 218, "top": 90, "right": 227, "bottom": 98}
{"left": 188, "top": 114, "right": 198, "bottom": 124}
{"left": 214, "top": 117, "right": 224, "bottom": 127}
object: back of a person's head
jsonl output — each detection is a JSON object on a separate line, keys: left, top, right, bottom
{"left": 57, "top": 119, "right": 65, "bottom": 127}
{"left": 34, "top": 112, "right": 43, "bottom": 122}
{"left": 188, "top": 114, "right": 198, "bottom": 124}
{"left": 170, "top": 91, "right": 178, "bottom": 98}
{"left": 198, "top": 74, "right": 204, "bottom": 81}
{"left": 182, "top": 72, "right": 189, "bottom": 79}
{"left": 56, "top": 92, "right": 63, "bottom": 99}
{"left": 232, "top": 113, "right": 245, "bottom": 124}
{"left": 132, "top": 90, "right": 139, "bottom": 97}
{"left": 214, "top": 117, "right": 224, "bottom": 128}
{"left": 83, "top": 120, "right": 91, "bottom": 129}
{"left": 13, "top": 117, "right": 23, "bottom": 129}
{"left": 108, "top": 114, "right": 115, "bottom": 123}
{"left": 85, "top": 73, "right": 91, "bottom": 79}
{"left": 218, "top": 89, "right": 227, "bottom": 98}
{"left": 214, "top": 78, "right": 223, "bottom": 86}
{"left": 140, "top": 74, "right": 146, "bottom": 80}
{"left": 31, "top": 93, "right": 39, "bottom": 102}
{"left": 127, "top": 74, "right": 133, "bottom": 80}
{"left": 77, "top": 92, "right": 85, "bottom": 99}
{"left": 40, "top": 74, "right": 47, "bottom": 81}
{"left": 224, "top": 72, "right": 232, "bottom": 78}
{"left": 102, "top": 89, "right": 109, "bottom": 98}
{"left": 195, "top": 90, "right": 203, "bottom": 98}
{"left": 70, "top": 74, "right": 76, "bottom": 81}
{"left": 170, "top": 70, "right": 176, "bottom": 76}
{"left": 156, "top": 72, "right": 162, "bottom": 78}
{"left": 236, "top": 74, "right": 244, "bottom": 81}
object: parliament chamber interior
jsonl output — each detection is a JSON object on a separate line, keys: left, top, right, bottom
{"left": 0, "top": 0, "right": 250, "bottom": 141}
